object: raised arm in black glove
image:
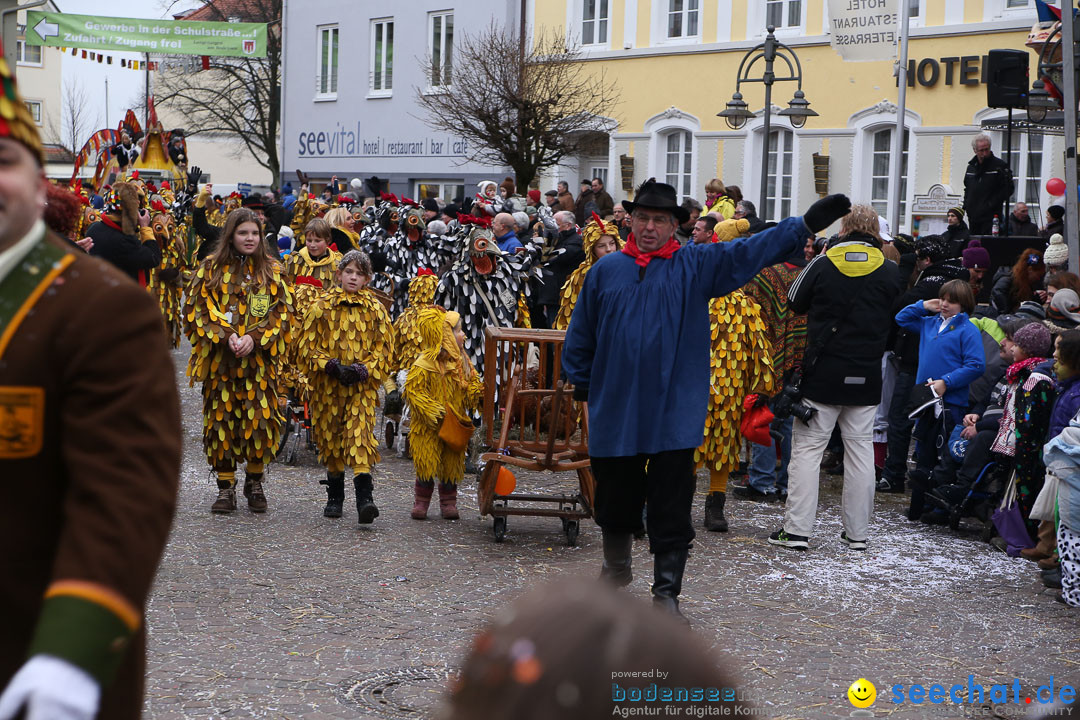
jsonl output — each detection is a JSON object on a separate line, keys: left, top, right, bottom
{"left": 186, "top": 165, "right": 203, "bottom": 195}
{"left": 803, "top": 194, "right": 852, "bottom": 234}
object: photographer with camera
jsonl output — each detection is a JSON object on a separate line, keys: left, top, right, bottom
{"left": 769, "top": 205, "right": 899, "bottom": 551}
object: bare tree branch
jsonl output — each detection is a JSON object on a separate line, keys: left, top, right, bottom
{"left": 48, "top": 81, "right": 98, "bottom": 155}
{"left": 414, "top": 22, "right": 620, "bottom": 191}
{"left": 154, "top": 0, "right": 281, "bottom": 178}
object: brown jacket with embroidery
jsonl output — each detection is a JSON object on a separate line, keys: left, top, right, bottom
{"left": 0, "top": 231, "right": 181, "bottom": 719}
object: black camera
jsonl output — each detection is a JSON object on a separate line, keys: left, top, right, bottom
{"left": 770, "top": 370, "right": 817, "bottom": 424}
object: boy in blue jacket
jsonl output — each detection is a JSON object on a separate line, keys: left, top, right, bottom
{"left": 895, "top": 279, "right": 985, "bottom": 519}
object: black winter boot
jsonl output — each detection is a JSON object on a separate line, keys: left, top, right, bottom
{"left": 353, "top": 473, "right": 380, "bottom": 524}
{"left": 598, "top": 531, "right": 633, "bottom": 587}
{"left": 652, "top": 549, "right": 690, "bottom": 625}
{"left": 704, "top": 492, "right": 728, "bottom": 532}
{"left": 322, "top": 471, "right": 345, "bottom": 518}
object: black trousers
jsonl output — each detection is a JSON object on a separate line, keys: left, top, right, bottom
{"left": 883, "top": 370, "right": 916, "bottom": 482}
{"left": 591, "top": 448, "right": 697, "bottom": 554}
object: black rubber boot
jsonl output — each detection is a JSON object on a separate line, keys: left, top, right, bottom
{"left": 353, "top": 473, "right": 380, "bottom": 524}
{"left": 652, "top": 549, "right": 690, "bottom": 625}
{"left": 704, "top": 492, "right": 728, "bottom": 532}
{"left": 323, "top": 471, "right": 345, "bottom": 518}
{"left": 599, "top": 531, "right": 633, "bottom": 587}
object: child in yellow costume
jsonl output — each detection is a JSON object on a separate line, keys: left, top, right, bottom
{"left": 282, "top": 217, "right": 341, "bottom": 397}
{"left": 185, "top": 208, "right": 291, "bottom": 514}
{"left": 554, "top": 213, "right": 622, "bottom": 331}
{"left": 384, "top": 270, "right": 442, "bottom": 450}
{"left": 693, "top": 217, "right": 773, "bottom": 532}
{"left": 299, "top": 250, "right": 396, "bottom": 523}
{"left": 405, "top": 308, "right": 484, "bottom": 520}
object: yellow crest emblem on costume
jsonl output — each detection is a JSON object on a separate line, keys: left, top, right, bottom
{"left": 250, "top": 293, "right": 270, "bottom": 318}
{"left": 0, "top": 386, "right": 44, "bottom": 459}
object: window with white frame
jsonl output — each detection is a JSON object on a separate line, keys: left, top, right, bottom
{"left": 667, "top": 0, "right": 700, "bottom": 39}
{"left": 582, "top": 0, "right": 609, "bottom": 45}
{"left": 316, "top": 25, "right": 338, "bottom": 99}
{"left": 429, "top": 11, "right": 453, "bottom": 89}
{"left": 16, "top": 39, "right": 42, "bottom": 66}
{"left": 869, "top": 127, "right": 909, "bottom": 225}
{"left": 664, "top": 130, "right": 693, "bottom": 202}
{"left": 1003, "top": 130, "right": 1044, "bottom": 226}
{"left": 371, "top": 19, "right": 394, "bottom": 95}
{"left": 766, "top": 0, "right": 801, "bottom": 29}
{"left": 416, "top": 180, "right": 465, "bottom": 204}
{"left": 590, "top": 166, "right": 608, "bottom": 186}
{"left": 1006, "top": 0, "right": 1031, "bottom": 7}
{"left": 25, "top": 100, "right": 42, "bottom": 126}
{"left": 764, "top": 129, "right": 794, "bottom": 222}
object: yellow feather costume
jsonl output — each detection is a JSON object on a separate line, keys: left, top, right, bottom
{"left": 184, "top": 257, "right": 292, "bottom": 466}
{"left": 554, "top": 216, "right": 622, "bottom": 331}
{"left": 299, "top": 287, "right": 395, "bottom": 472}
{"left": 405, "top": 308, "right": 484, "bottom": 485}
{"left": 146, "top": 213, "right": 188, "bottom": 349}
{"left": 286, "top": 246, "right": 342, "bottom": 315}
{"left": 693, "top": 227, "right": 772, "bottom": 476}
{"left": 392, "top": 273, "right": 440, "bottom": 375}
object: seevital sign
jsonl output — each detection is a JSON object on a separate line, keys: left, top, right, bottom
{"left": 25, "top": 11, "right": 267, "bottom": 58}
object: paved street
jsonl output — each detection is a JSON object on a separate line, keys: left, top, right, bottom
{"left": 145, "top": 347, "right": 1077, "bottom": 720}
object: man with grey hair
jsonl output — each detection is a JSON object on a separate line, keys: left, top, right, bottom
{"left": 533, "top": 211, "right": 585, "bottom": 328}
{"left": 734, "top": 199, "right": 766, "bottom": 234}
{"left": 675, "top": 198, "right": 703, "bottom": 245}
{"left": 963, "top": 132, "right": 1014, "bottom": 236}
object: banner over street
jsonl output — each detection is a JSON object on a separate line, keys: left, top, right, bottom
{"left": 827, "top": 0, "right": 899, "bottom": 63}
{"left": 25, "top": 11, "right": 267, "bottom": 58}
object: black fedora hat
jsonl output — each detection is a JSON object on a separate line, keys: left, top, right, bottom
{"left": 621, "top": 180, "right": 689, "bottom": 224}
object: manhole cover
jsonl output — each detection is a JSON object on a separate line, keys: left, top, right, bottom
{"left": 341, "top": 666, "right": 455, "bottom": 719}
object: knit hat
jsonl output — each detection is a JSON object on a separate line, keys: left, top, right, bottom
{"left": 1016, "top": 300, "right": 1047, "bottom": 321}
{"left": 915, "top": 234, "right": 951, "bottom": 263}
{"left": 422, "top": 198, "right": 439, "bottom": 214}
{"left": 0, "top": 50, "right": 43, "bottom": 165}
{"left": 511, "top": 211, "right": 530, "bottom": 229}
{"left": 1044, "top": 233, "right": 1068, "bottom": 267}
{"left": 1049, "top": 288, "right": 1080, "bottom": 324}
{"left": 948, "top": 206, "right": 964, "bottom": 220}
{"left": 1013, "top": 321, "right": 1052, "bottom": 358}
{"left": 500, "top": 177, "right": 516, "bottom": 196}
{"left": 527, "top": 189, "right": 541, "bottom": 203}
{"left": 962, "top": 238, "right": 991, "bottom": 269}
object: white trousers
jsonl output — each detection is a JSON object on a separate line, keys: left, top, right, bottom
{"left": 783, "top": 399, "right": 877, "bottom": 541}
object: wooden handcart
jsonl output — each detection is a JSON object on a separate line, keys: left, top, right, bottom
{"left": 476, "top": 327, "right": 594, "bottom": 545}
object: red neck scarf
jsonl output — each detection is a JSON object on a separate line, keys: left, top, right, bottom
{"left": 1005, "top": 356, "right": 1045, "bottom": 384}
{"left": 622, "top": 232, "right": 680, "bottom": 268}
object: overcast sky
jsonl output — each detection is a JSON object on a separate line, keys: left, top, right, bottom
{"left": 53, "top": 0, "right": 201, "bottom": 140}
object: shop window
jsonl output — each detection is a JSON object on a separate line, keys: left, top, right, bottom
{"left": 582, "top": 0, "right": 609, "bottom": 46}
{"left": 370, "top": 19, "right": 394, "bottom": 96}
{"left": 25, "top": 100, "right": 42, "bottom": 126}
{"left": 316, "top": 25, "right": 338, "bottom": 99}
{"left": 416, "top": 180, "right": 465, "bottom": 205}
{"left": 1003, "top": 131, "right": 1044, "bottom": 224}
{"left": 764, "top": 129, "right": 794, "bottom": 222}
{"left": 429, "top": 11, "right": 453, "bottom": 89}
{"left": 16, "top": 39, "right": 42, "bottom": 67}
{"left": 869, "top": 127, "right": 909, "bottom": 226}
{"left": 667, "top": 0, "right": 700, "bottom": 39}
{"left": 766, "top": 0, "right": 801, "bottom": 30}
{"left": 664, "top": 130, "right": 694, "bottom": 202}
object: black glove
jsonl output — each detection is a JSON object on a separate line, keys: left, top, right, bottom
{"left": 186, "top": 165, "right": 202, "bottom": 194}
{"left": 337, "top": 364, "right": 362, "bottom": 386}
{"left": 383, "top": 389, "right": 403, "bottom": 415}
{"left": 803, "top": 194, "right": 851, "bottom": 234}
{"left": 325, "top": 358, "right": 342, "bottom": 379}
{"left": 351, "top": 363, "right": 369, "bottom": 384}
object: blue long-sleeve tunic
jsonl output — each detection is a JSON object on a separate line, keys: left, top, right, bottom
{"left": 561, "top": 216, "right": 806, "bottom": 458}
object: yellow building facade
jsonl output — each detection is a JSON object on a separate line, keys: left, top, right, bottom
{"left": 530, "top": 0, "right": 1057, "bottom": 235}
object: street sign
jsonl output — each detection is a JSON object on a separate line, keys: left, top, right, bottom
{"left": 25, "top": 11, "right": 267, "bottom": 58}
{"left": 826, "top": 0, "right": 900, "bottom": 63}
{"left": 237, "top": 183, "right": 252, "bottom": 197}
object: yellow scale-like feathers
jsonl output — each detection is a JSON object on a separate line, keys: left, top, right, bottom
{"left": 694, "top": 292, "right": 775, "bottom": 473}
{"left": 183, "top": 257, "right": 292, "bottom": 465}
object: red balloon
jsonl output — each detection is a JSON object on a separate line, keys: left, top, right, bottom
{"left": 1047, "top": 177, "right": 1066, "bottom": 196}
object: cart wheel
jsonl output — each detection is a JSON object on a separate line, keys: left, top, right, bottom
{"left": 493, "top": 516, "right": 507, "bottom": 543}
{"left": 384, "top": 419, "right": 397, "bottom": 449}
{"left": 948, "top": 510, "right": 961, "bottom": 531}
{"left": 565, "top": 520, "right": 579, "bottom": 547}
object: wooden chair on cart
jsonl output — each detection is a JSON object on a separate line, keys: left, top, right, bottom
{"left": 476, "top": 326, "right": 594, "bottom": 545}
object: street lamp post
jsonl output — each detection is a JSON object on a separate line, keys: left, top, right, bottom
{"left": 718, "top": 26, "right": 817, "bottom": 219}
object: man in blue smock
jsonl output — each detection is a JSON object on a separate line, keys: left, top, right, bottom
{"left": 562, "top": 180, "right": 851, "bottom": 621}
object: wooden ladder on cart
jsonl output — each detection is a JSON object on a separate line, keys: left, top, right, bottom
{"left": 475, "top": 326, "right": 595, "bottom": 545}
